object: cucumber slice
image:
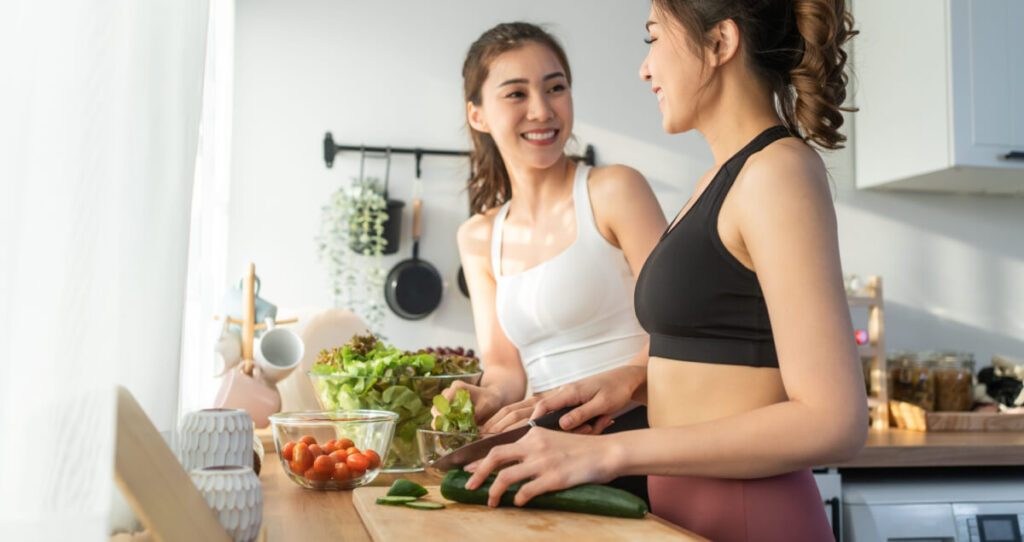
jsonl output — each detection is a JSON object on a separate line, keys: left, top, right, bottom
{"left": 375, "top": 496, "right": 417, "bottom": 505}
{"left": 386, "top": 478, "right": 428, "bottom": 498}
{"left": 403, "top": 501, "right": 445, "bottom": 510}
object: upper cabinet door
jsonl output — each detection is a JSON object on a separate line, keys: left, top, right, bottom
{"left": 854, "top": 0, "right": 1024, "bottom": 195}
{"left": 952, "top": 0, "right": 1024, "bottom": 167}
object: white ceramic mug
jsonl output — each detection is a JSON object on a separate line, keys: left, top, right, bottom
{"left": 253, "top": 318, "right": 304, "bottom": 384}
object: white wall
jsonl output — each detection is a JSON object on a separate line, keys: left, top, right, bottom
{"left": 230, "top": 0, "right": 1023, "bottom": 364}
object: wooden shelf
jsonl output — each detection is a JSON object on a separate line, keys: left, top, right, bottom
{"left": 848, "top": 276, "right": 888, "bottom": 429}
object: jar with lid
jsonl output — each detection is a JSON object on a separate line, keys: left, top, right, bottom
{"left": 930, "top": 351, "right": 975, "bottom": 411}
{"left": 888, "top": 350, "right": 934, "bottom": 411}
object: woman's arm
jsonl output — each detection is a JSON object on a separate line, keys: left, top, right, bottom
{"left": 465, "top": 145, "right": 867, "bottom": 505}
{"left": 442, "top": 213, "right": 528, "bottom": 423}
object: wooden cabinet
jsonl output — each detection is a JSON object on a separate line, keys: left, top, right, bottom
{"left": 853, "top": 0, "right": 1024, "bottom": 195}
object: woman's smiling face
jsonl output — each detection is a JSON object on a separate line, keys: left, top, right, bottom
{"left": 467, "top": 42, "right": 573, "bottom": 170}
{"left": 639, "top": 5, "right": 713, "bottom": 134}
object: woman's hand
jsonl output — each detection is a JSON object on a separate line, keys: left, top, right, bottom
{"left": 528, "top": 365, "right": 646, "bottom": 432}
{"left": 433, "top": 380, "right": 505, "bottom": 426}
{"left": 464, "top": 428, "right": 621, "bottom": 507}
{"left": 480, "top": 395, "right": 542, "bottom": 433}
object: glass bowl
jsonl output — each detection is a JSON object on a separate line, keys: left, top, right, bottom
{"left": 416, "top": 428, "right": 494, "bottom": 481}
{"left": 308, "top": 371, "right": 481, "bottom": 472}
{"left": 268, "top": 410, "right": 397, "bottom": 490}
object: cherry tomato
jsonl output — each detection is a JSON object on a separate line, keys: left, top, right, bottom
{"left": 313, "top": 454, "right": 335, "bottom": 474}
{"left": 345, "top": 446, "right": 360, "bottom": 456}
{"left": 308, "top": 444, "right": 325, "bottom": 457}
{"left": 346, "top": 452, "right": 369, "bottom": 471}
{"left": 328, "top": 450, "right": 348, "bottom": 464}
{"left": 364, "top": 449, "right": 380, "bottom": 469}
{"left": 291, "top": 442, "right": 313, "bottom": 472}
{"left": 299, "top": 435, "right": 317, "bottom": 446}
{"left": 349, "top": 469, "right": 365, "bottom": 479}
{"left": 337, "top": 438, "right": 355, "bottom": 450}
{"left": 281, "top": 441, "right": 297, "bottom": 461}
{"left": 323, "top": 439, "right": 338, "bottom": 454}
{"left": 304, "top": 467, "right": 331, "bottom": 482}
{"left": 332, "top": 462, "right": 351, "bottom": 481}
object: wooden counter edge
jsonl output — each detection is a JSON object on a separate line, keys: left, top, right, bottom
{"left": 827, "top": 428, "right": 1024, "bottom": 468}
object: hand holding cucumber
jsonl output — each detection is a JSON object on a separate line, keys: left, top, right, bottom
{"left": 463, "top": 426, "right": 622, "bottom": 508}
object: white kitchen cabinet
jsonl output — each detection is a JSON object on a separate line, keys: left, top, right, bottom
{"left": 853, "top": 0, "right": 1024, "bottom": 195}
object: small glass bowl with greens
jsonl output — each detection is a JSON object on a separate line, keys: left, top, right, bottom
{"left": 308, "top": 333, "right": 480, "bottom": 473}
{"left": 417, "top": 388, "right": 487, "bottom": 480}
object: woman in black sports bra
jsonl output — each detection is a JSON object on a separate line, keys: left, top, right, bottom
{"left": 462, "top": 2, "right": 868, "bottom": 540}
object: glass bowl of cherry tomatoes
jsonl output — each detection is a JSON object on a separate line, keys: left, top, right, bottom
{"left": 268, "top": 410, "right": 397, "bottom": 490}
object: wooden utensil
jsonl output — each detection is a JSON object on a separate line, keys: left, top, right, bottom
{"left": 352, "top": 486, "right": 705, "bottom": 542}
{"left": 242, "top": 263, "right": 256, "bottom": 374}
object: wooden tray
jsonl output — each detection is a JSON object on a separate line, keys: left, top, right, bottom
{"left": 889, "top": 400, "right": 1024, "bottom": 432}
{"left": 352, "top": 485, "right": 706, "bottom": 541}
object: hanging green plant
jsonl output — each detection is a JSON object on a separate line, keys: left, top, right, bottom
{"left": 316, "top": 175, "right": 389, "bottom": 332}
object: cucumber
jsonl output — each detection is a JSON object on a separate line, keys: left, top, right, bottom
{"left": 404, "top": 501, "right": 445, "bottom": 510}
{"left": 386, "top": 479, "right": 428, "bottom": 498}
{"left": 376, "top": 496, "right": 417, "bottom": 505}
{"left": 440, "top": 469, "right": 647, "bottom": 519}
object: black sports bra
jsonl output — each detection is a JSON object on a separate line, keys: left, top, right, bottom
{"left": 634, "top": 126, "right": 793, "bottom": 368}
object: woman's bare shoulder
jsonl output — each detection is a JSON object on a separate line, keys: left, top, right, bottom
{"left": 457, "top": 206, "right": 502, "bottom": 258}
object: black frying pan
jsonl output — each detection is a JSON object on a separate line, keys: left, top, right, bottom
{"left": 385, "top": 199, "right": 442, "bottom": 319}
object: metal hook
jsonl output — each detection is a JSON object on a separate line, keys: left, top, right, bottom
{"left": 384, "top": 146, "right": 392, "bottom": 198}
{"left": 359, "top": 145, "right": 366, "bottom": 183}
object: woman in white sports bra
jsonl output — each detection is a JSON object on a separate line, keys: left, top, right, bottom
{"left": 441, "top": 22, "right": 666, "bottom": 501}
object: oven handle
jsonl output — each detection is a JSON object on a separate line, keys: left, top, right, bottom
{"left": 825, "top": 497, "right": 841, "bottom": 541}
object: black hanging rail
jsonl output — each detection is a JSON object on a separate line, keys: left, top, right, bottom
{"left": 323, "top": 132, "right": 595, "bottom": 178}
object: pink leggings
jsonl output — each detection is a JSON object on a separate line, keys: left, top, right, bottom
{"left": 648, "top": 469, "right": 834, "bottom": 542}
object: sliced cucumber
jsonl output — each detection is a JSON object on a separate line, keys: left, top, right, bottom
{"left": 386, "top": 478, "right": 429, "bottom": 498}
{"left": 375, "top": 496, "right": 417, "bottom": 505}
{"left": 403, "top": 501, "right": 445, "bottom": 510}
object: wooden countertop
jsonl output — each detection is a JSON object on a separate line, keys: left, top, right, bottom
{"left": 260, "top": 456, "right": 436, "bottom": 541}
{"left": 830, "top": 428, "right": 1024, "bottom": 468}
{"left": 260, "top": 455, "right": 702, "bottom": 541}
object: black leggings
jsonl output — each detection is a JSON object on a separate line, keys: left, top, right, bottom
{"left": 600, "top": 405, "right": 649, "bottom": 506}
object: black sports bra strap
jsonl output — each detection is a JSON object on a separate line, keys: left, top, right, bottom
{"left": 705, "top": 125, "right": 792, "bottom": 208}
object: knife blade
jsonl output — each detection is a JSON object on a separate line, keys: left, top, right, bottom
{"left": 429, "top": 406, "right": 598, "bottom": 472}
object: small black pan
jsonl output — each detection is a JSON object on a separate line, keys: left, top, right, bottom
{"left": 385, "top": 199, "right": 442, "bottom": 319}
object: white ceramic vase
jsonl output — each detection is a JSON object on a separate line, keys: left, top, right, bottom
{"left": 190, "top": 466, "right": 263, "bottom": 542}
{"left": 179, "top": 408, "right": 254, "bottom": 471}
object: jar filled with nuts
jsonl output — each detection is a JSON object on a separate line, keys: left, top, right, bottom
{"left": 930, "top": 351, "right": 975, "bottom": 412}
{"left": 888, "top": 350, "right": 935, "bottom": 411}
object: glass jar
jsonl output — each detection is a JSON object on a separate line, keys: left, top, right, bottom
{"left": 930, "top": 351, "right": 975, "bottom": 412}
{"left": 888, "top": 350, "right": 935, "bottom": 411}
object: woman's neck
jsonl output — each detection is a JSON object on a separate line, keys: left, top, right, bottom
{"left": 504, "top": 155, "right": 575, "bottom": 223}
{"left": 695, "top": 66, "right": 785, "bottom": 166}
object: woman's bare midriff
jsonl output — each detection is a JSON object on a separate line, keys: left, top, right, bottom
{"left": 646, "top": 357, "right": 788, "bottom": 428}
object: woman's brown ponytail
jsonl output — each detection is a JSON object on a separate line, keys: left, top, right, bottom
{"left": 462, "top": 23, "right": 572, "bottom": 214}
{"left": 653, "top": 0, "right": 857, "bottom": 150}
{"left": 789, "top": 0, "right": 857, "bottom": 149}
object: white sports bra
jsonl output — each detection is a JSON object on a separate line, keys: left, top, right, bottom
{"left": 492, "top": 164, "right": 647, "bottom": 393}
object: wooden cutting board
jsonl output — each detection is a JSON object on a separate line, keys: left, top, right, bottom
{"left": 352, "top": 486, "right": 707, "bottom": 541}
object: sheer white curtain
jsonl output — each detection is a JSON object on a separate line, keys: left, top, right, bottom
{"left": 179, "top": 0, "right": 236, "bottom": 422}
{"left": 0, "top": 1, "right": 210, "bottom": 539}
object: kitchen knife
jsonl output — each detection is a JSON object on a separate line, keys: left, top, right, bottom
{"left": 429, "top": 406, "right": 599, "bottom": 472}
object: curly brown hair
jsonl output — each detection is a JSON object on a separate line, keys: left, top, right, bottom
{"left": 462, "top": 22, "right": 573, "bottom": 214}
{"left": 653, "top": 0, "right": 857, "bottom": 150}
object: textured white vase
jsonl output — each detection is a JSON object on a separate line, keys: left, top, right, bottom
{"left": 179, "top": 408, "right": 254, "bottom": 471}
{"left": 190, "top": 466, "right": 263, "bottom": 542}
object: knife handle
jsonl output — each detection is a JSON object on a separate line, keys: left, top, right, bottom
{"left": 528, "top": 406, "right": 602, "bottom": 431}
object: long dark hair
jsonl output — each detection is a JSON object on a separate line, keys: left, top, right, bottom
{"left": 462, "top": 22, "right": 573, "bottom": 214}
{"left": 653, "top": 0, "right": 857, "bottom": 150}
